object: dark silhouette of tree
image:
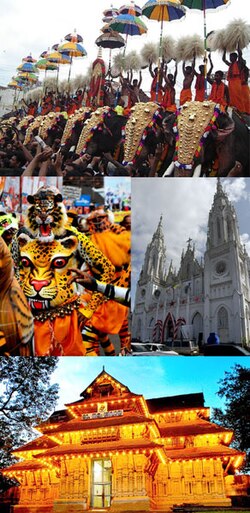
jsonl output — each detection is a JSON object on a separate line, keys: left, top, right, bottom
{"left": 0, "top": 357, "right": 59, "bottom": 492}
{"left": 212, "top": 364, "right": 250, "bottom": 471}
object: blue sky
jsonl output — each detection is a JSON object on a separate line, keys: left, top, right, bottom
{"left": 51, "top": 356, "right": 250, "bottom": 413}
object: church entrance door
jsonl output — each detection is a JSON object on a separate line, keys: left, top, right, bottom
{"left": 217, "top": 307, "right": 229, "bottom": 343}
{"left": 91, "top": 459, "right": 112, "bottom": 508}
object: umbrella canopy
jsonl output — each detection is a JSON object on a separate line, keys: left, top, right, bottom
{"left": 8, "top": 80, "right": 24, "bottom": 89}
{"left": 17, "top": 62, "right": 37, "bottom": 73}
{"left": 65, "top": 30, "right": 83, "bottom": 43}
{"left": 119, "top": 3, "right": 142, "bottom": 16}
{"left": 103, "top": 6, "right": 119, "bottom": 22}
{"left": 46, "top": 51, "right": 71, "bottom": 64}
{"left": 181, "top": 0, "right": 229, "bottom": 9}
{"left": 95, "top": 31, "right": 125, "bottom": 49}
{"left": 36, "top": 58, "right": 58, "bottom": 71}
{"left": 22, "top": 54, "right": 37, "bottom": 63}
{"left": 17, "top": 72, "right": 38, "bottom": 83}
{"left": 142, "top": 0, "right": 186, "bottom": 22}
{"left": 109, "top": 13, "right": 148, "bottom": 36}
{"left": 58, "top": 42, "right": 87, "bottom": 57}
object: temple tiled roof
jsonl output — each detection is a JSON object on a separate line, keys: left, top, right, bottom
{"left": 66, "top": 391, "right": 141, "bottom": 407}
{"left": 146, "top": 393, "right": 205, "bottom": 413}
{"left": 2, "top": 460, "right": 45, "bottom": 473}
{"left": 164, "top": 445, "right": 244, "bottom": 460}
{"left": 159, "top": 420, "right": 232, "bottom": 438}
{"left": 13, "top": 436, "right": 58, "bottom": 453}
{"left": 40, "top": 411, "right": 155, "bottom": 434}
{"left": 34, "top": 439, "right": 164, "bottom": 457}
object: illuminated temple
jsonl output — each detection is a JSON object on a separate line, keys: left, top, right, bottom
{"left": 2, "top": 369, "right": 245, "bottom": 512}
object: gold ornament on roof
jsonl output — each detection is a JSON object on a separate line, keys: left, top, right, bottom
{"left": 123, "top": 102, "right": 159, "bottom": 163}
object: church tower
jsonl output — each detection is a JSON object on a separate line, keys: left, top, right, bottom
{"left": 204, "top": 179, "right": 250, "bottom": 343}
{"left": 133, "top": 216, "right": 167, "bottom": 341}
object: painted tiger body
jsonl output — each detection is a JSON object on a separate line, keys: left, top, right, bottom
{"left": 0, "top": 236, "right": 34, "bottom": 356}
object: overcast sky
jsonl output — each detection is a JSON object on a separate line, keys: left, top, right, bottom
{"left": 0, "top": 0, "right": 249, "bottom": 93}
{"left": 131, "top": 178, "right": 250, "bottom": 306}
{"left": 50, "top": 356, "right": 249, "bottom": 412}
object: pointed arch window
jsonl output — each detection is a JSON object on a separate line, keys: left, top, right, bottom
{"left": 217, "top": 217, "right": 221, "bottom": 240}
{"left": 218, "top": 307, "right": 228, "bottom": 329}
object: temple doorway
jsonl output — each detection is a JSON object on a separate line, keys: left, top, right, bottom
{"left": 91, "top": 459, "right": 112, "bottom": 508}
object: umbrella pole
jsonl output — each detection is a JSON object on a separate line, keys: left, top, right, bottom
{"left": 203, "top": 0, "right": 208, "bottom": 99}
{"left": 156, "top": 9, "right": 164, "bottom": 103}
{"left": 68, "top": 56, "right": 73, "bottom": 91}
{"left": 56, "top": 66, "right": 59, "bottom": 94}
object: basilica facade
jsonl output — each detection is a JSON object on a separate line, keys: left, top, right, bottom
{"left": 132, "top": 180, "right": 250, "bottom": 346}
{"left": 1, "top": 369, "right": 245, "bottom": 511}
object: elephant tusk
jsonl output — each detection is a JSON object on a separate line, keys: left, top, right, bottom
{"left": 193, "top": 164, "right": 202, "bottom": 177}
{"left": 162, "top": 162, "right": 175, "bottom": 177}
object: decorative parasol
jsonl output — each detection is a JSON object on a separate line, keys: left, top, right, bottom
{"left": 46, "top": 51, "right": 71, "bottom": 90}
{"left": 58, "top": 41, "right": 87, "bottom": 86}
{"left": 8, "top": 80, "right": 24, "bottom": 90}
{"left": 103, "top": 6, "right": 119, "bottom": 22}
{"left": 36, "top": 59, "right": 58, "bottom": 71}
{"left": 180, "top": 0, "right": 230, "bottom": 95}
{"left": 17, "top": 72, "right": 38, "bottom": 84}
{"left": 17, "top": 62, "right": 37, "bottom": 73}
{"left": 22, "top": 54, "right": 37, "bottom": 63}
{"left": 109, "top": 5, "right": 147, "bottom": 60}
{"left": 119, "top": 2, "right": 142, "bottom": 16}
{"left": 95, "top": 31, "right": 125, "bottom": 76}
{"left": 142, "top": 0, "right": 186, "bottom": 100}
{"left": 64, "top": 30, "right": 83, "bottom": 43}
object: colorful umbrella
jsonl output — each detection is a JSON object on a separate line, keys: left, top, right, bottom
{"left": 109, "top": 13, "right": 147, "bottom": 36}
{"left": 142, "top": 0, "right": 186, "bottom": 99}
{"left": 17, "top": 62, "right": 37, "bottom": 73}
{"left": 17, "top": 72, "right": 38, "bottom": 84}
{"left": 65, "top": 30, "right": 83, "bottom": 43}
{"left": 22, "top": 54, "right": 37, "bottom": 63}
{"left": 180, "top": 0, "right": 230, "bottom": 95}
{"left": 8, "top": 80, "right": 24, "bottom": 89}
{"left": 102, "top": 6, "right": 119, "bottom": 22}
{"left": 58, "top": 42, "right": 87, "bottom": 86}
{"left": 45, "top": 51, "right": 71, "bottom": 91}
{"left": 119, "top": 3, "right": 142, "bottom": 16}
{"left": 95, "top": 31, "right": 125, "bottom": 77}
{"left": 36, "top": 58, "right": 58, "bottom": 71}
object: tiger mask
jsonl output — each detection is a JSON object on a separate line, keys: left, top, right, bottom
{"left": 26, "top": 186, "right": 68, "bottom": 242}
{"left": 19, "top": 235, "right": 79, "bottom": 313}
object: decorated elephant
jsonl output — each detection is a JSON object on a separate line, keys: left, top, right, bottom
{"left": 76, "top": 106, "right": 128, "bottom": 157}
{"left": 161, "top": 101, "right": 249, "bottom": 177}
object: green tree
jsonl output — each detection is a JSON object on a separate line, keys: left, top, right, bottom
{"left": 212, "top": 363, "right": 250, "bottom": 471}
{"left": 0, "top": 357, "right": 59, "bottom": 492}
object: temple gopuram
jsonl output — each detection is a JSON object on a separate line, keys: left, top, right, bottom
{"left": 1, "top": 369, "right": 245, "bottom": 512}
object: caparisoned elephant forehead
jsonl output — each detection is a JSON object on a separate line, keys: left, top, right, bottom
{"left": 38, "top": 112, "right": 65, "bottom": 141}
{"left": 17, "top": 115, "right": 34, "bottom": 131}
{"left": 176, "top": 100, "right": 218, "bottom": 166}
{"left": 61, "top": 107, "right": 92, "bottom": 146}
{"left": 76, "top": 106, "right": 111, "bottom": 155}
{"left": 24, "top": 115, "right": 44, "bottom": 145}
{"left": 123, "top": 102, "right": 159, "bottom": 163}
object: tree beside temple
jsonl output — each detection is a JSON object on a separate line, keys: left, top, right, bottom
{"left": 0, "top": 357, "right": 59, "bottom": 491}
{"left": 212, "top": 364, "right": 250, "bottom": 471}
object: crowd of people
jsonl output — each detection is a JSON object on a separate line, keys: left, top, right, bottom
{"left": 0, "top": 49, "right": 249, "bottom": 178}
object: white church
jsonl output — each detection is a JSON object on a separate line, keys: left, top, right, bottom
{"left": 132, "top": 180, "right": 250, "bottom": 347}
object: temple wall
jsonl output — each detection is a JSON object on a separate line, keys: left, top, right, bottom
{"left": 153, "top": 459, "right": 231, "bottom": 509}
{"left": 110, "top": 453, "right": 150, "bottom": 511}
